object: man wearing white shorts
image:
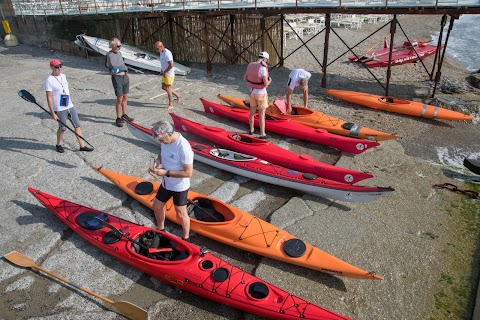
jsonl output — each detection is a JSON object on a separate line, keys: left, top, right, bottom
{"left": 286, "top": 69, "right": 311, "bottom": 114}
{"left": 243, "top": 51, "right": 272, "bottom": 139}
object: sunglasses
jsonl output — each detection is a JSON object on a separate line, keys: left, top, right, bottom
{"left": 54, "top": 64, "right": 63, "bottom": 69}
{"left": 152, "top": 129, "right": 174, "bottom": 138}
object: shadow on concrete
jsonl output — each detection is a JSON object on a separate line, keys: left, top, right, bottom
{"left": 81, "top": 177, "right": 125, "bottom": 199}
{"left": 24, "top": 109, "right": 113, "bottom": 126}
{"left": 105, "top": 133, "right": 157, "bottom": 153}
{"left": 12, "top": 200, "right": 66, "bottom": 231}
{"left": 81, "top": 98, "right": 163, "bottom": 109}
{"left": 0, "top": 138, "right": 78, "bottom": 168}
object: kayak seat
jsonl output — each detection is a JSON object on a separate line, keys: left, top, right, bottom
{"left": 132, "top": 231, "right": 188, "bottom": 261}
{"left": 187, "top": 199, "right": 225, "bottom": 222}
{"left": 233, "top": 154, "right": 253, "bottom": 161}
{"left": 379, "top": 97, "right": 394, "bottom": 103}
{"left": 238, "top": 136, "right": 253, "bottom": 143}
{"left": 192, "top": 144, "right": 206, "bottom": 151}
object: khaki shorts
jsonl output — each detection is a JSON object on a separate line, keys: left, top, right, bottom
{"left": 249, "top": 93, "right": 268, "bottom": 109}
{"left": 162, "top": 75, "right": 175, "bottom": 86}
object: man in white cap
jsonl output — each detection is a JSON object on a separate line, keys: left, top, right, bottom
{"left": 243, "top": 51, "right": 272, "bottom": 139}
{"left": 285, "top": 68, "right": 311, "bottom": 114}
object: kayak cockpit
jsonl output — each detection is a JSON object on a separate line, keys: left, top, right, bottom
{"left": 187, "top": 198, "right": 234, "bottom": 223}
{"left": 379, "top": 97, "right": 410, "bottom": 105}
{"left": 210, "top": 149, "right": 256, "bottom": 162}
{"left": 131, "top": 230, "right": 189, "bottom": 261}
{"left": 229, "top": 134, "right": 267, "bottom": 145}
{"left": 378, "top": 97, "right": 394, "bottom": 103}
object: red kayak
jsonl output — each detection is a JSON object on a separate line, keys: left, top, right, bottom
{"left": 170, "top": 113, "right": 374, "bottom": 184}
{"left": 29, "top": 188, "right": 350, "bottom": 320}
{"left": 201, "top": 98, "right": 380, "bottom": 155}
{"left": 349, "top": 39, "right": 443, "bottom": 68}
{"left": 124, "top": 119, "right": 394, "bottom": 203}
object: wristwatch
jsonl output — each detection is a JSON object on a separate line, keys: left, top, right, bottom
{"left": 166, "top": 170, "right": 171, "bottom": 177}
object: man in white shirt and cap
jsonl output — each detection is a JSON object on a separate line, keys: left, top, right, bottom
{"left": 285, "top": 69, "right": 311, "bottom": 114}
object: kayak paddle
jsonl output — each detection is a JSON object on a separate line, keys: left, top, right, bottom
{"left": 3, "top": 251, "right": 148, "bottom": 320}
{"left": 18, "top": 89, "right": 95, "bottom": 149}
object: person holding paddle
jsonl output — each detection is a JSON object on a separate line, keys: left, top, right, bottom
{"left": 148, "top": 120, "right": 193, "bottom": 241}
{"left": 105, "top": 38, "right": 134, "bottom": 127}
{"left": 285, "top": 69, "right": 311, "bottom": 114}
{"left": 45, "top": 59, "right": 93, "bottom": 153}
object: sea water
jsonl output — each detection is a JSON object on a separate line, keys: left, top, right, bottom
{"left": 433, "top": 14, "right": 480, "bottom": 72}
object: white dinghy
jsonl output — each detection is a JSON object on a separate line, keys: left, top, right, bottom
{"left": 75, "top": 34, "right": 191, "bottom": 75}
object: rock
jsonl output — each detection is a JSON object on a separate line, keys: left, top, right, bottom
{"left": 432, "top": 97, "right": 480, "bottom": 116}
{"left": 437, "top": 77, "right": 472, "bottom": 94}
{"left": 467, "top": 73, "right": 480, "bottom": 89}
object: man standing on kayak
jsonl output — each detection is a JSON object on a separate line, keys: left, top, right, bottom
{"left": 105, "top": 38, "right": 134, "bottom": 127}
{"left": 148, "top": 120, "right": 193, "bottom": 241}
{"left": 243, "top": 51, "right": 272, "bottom": 139}
{"left": 155, "top": 41, "right": 182, "bottom": 110}
{"left": 285, "top": 69, "right": 311, "bottom": 114}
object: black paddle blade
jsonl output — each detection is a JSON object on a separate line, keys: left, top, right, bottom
{"left": 18, "top": 90, "right": 37, "bottom": 104}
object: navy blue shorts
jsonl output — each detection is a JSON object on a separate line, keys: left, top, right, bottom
{"left": 155, "top": 183, "right": 189, "bottom": 206}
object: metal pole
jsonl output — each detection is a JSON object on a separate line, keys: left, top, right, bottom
{"left": 385, "top": 14, "right": 397, "bottom": 97}
{"left": 280, "top": 14, "right": 284, "bottom": 67}
{"left": 430, "top": 14, "right": 447, "bottom": 81}
{"left": 431, "top": 15, "right": 457, "bottom": 98}
{"left": 321, "top": 14, "right": 330, "bottom": 88}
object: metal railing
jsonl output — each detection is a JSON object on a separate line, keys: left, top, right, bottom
{"left": 9, "top": 0, "right": 480, "bottom": 17}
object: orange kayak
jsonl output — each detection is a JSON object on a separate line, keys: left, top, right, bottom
{"left": 326, "top": 89, "right": 475, "bottom": 121}
{"left": 95, "top": 167, "right": 383, "bottom": 280}
{"left": 217, "top": 94, "right": 400, "bottom": 141}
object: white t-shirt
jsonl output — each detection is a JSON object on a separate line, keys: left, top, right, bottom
{"left": 159, "top": 48, "right": 175, "bottom": 77}
{"left": 251, "top": 65, "right": 268, "bottom": 95}
{"left": 287, "top": 69, "right": 311, "bottom": 90}
{"left": 159, "top": 133, "right": 194, "bottom": 192}
{"left": 44, "top": 74, "right": 74, "bottom": 112}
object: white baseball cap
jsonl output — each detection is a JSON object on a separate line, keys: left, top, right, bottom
{"left": 259, "top": 51, "right": 269, "bottom": 60}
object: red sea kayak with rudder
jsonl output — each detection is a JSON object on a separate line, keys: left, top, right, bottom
{"left": 170, "top": 113, "right": 374, "bottom": 184}
{"left": 201, "top": 98, "right": 380, "bottom": 155}
{"left": 28, "top": 187, "right": 350, "bottom": 320}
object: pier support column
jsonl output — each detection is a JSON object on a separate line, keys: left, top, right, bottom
{"left": 321, "top": 14, "right": 330, "bottom": 88}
